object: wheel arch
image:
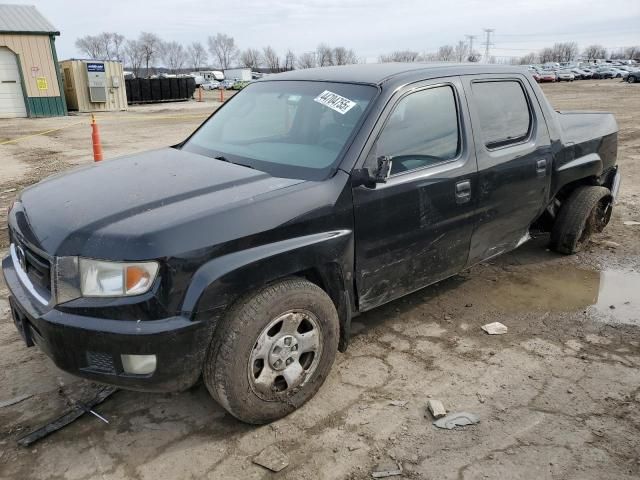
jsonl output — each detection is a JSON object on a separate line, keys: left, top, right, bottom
{"left": 183, "top": 230, "right": 356, "bottom": 352}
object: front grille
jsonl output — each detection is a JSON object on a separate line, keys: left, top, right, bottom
{"left": 10, "top": 228, "right": 52, "bottom": 298}
{"left": 85, "top": 351, "right": 116, "bottom": 375}
{"left": 23, "top": 247, "right": 51, "bottom": 292}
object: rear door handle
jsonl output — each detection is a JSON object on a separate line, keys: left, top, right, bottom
{"left": 455, "top": 180, "right": 471, "bottom": 204}
{"left": 536, "top": 159, "right": 547, "bottom": 176}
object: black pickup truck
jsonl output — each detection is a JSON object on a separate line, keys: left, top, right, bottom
{"left": 3, "top": 64, "right": 620, "bottom": 424}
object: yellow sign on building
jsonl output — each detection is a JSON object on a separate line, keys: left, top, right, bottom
{"left": 36, "top": 77, "right": 48, "bottom": 90}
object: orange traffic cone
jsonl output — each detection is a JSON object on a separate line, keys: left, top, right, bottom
{"left": 91, "top": 114, "right": 103, "bottom": 162}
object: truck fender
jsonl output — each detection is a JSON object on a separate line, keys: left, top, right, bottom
{"left": 181, "top": 230, "right": 355, "bottom": 350}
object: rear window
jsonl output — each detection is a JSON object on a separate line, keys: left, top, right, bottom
{"left": 471, "top": 81, "right": 532, "bottom": 148}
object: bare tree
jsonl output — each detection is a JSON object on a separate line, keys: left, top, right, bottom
{"left": 139, "top": 32, "right": 162, "bottom": 76}
{"left": 207, "top": 33, "right": 239, "bottom": 69}
{"left": 454, "top": 41, "right": 469, "bottom": 62}
{"left": 333, "top": 46, "right": 357, "bottom": 65}
{"left": 437, "top": 45, "right": 455, "bottom": 61}
{"left": 75, "top": 35, "right": 103, "bottom": 59}
{"left": 284, "top": 49, "right": 296, "bottom": 71}
{"left": 316, "top": 44, "right": 334, "bottom": 66}
{"left": 624, "top": 46, "right": 639, "bottom": 60}
{"left": 378, "top": 50, "right": 421, "bottom": 62}
{"left": 111, "top": 33, "right": 125, "bottom": 62}
{"left": 263, "top": 46, "right": 280, "bottom": 71}
{"left": 125, "top": 39, "right": 145, "bottom": 77}
{"left": 297, "top": 52, "right": 316, "bottom": 69}
{"left": 187, "top": 42, "right": 207, "bottom": 71}
{"left": 162, "top": 41, "right": 185, "bottom": 73}
{"left": 240, "top": 48, "right": 262, "bottom": 69}
{"left": 76, "top": 32, "right": 126, "bottom": 61}
{"left": 539, "top": 47, "right": 555, "bottom": 63}
{"left": 583, "top": 44, "right": 607, "bottom": 60}
{"left": 550, "top": 42, "right": 578, "bottom": 62}
{"left": 518, "top": 52, "right": 538, "bottom": 65}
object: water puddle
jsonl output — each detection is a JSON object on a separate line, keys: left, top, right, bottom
{"left": 487, "top": 266, "right": 640, "bottom": 326}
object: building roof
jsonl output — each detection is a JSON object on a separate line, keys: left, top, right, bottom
{"left": 0, "top": 4, "right": 59, "bottom": 35}
{"left": 264, "top": 63, "right": 528, "bottom": 86}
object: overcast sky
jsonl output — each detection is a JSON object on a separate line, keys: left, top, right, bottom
{"left": 14, "top": 0, "right": 640, "bottom": 62}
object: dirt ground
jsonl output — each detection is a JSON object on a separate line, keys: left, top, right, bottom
{"left": 0, "top": 81, "right": 639, "bottom": 480}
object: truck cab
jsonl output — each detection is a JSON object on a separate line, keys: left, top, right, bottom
{"left": 3, "top": 64, "right": 620, "bottom": 424}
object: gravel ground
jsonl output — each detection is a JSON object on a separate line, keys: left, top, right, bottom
{"left": 0, "top": 81, "right": 639, "bottom": 480}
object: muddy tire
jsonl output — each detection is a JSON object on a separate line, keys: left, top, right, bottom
{"left": 203, "top": 278, "right": 339, "bottom": 424}
{"left": 550, "top": 186, "right": 612, "bottom": 254}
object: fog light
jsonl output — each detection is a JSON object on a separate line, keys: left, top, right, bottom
{"left": 121, "top": 354, "right": 156, "bottom": 375}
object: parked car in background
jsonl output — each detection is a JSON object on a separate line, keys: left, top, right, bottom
{"left": 220, "top": 79, "right": 236, "bottom": 89}
{"left": 231, "top": 81, "right": 252, "bottom": 90}
{"left": 538, "top": 71, "right": 557, "bottom": 82}
{"left": 201, "top": 80, "right": 221, "bottom": 90}
{"left": 556, "top": 70, "right": 575, "bottom": 82}
{"left": 627, "top": 70, "right": 640, "bottom": 83}
{"left": 571, "top": 68, "right": 592, "bottom": 80}
{"left": 595, "top": 67, "right": 622, "bottom": 79}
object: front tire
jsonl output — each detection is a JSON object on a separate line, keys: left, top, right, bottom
{"left": 204, "top": 278, "right": 339, "bottom": 424}
{"left": 550, "top": 186, "right": 612, "bottom": 254}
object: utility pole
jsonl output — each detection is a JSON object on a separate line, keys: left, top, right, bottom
{"left": 483, "top": 29, "right": 494, "bottom": 63}
{"left": 465, "top": 34, "right": 477, "bottom": 60}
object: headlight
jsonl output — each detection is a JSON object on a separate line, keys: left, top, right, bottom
{"left": 79, "top": 259, "right": 159, "bottom": 297}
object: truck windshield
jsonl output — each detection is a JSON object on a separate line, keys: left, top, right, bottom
{"left": 182, "top": 81, "right": 377, "bottom": 180}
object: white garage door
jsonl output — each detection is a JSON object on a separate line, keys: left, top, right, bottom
{"left": 0, "top": 47, "right": 27, "bottom": 118}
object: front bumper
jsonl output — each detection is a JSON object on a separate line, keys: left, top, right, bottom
{"left": 2, "top": 253, "right": 211, "bottom": 392}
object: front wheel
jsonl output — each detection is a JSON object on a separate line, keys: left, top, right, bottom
{"left": 550, "top": 186, "right": 612, "bottom": 254}
{"left": 629, "top": 76, "right": 636, "bottom": 83}
{"left": 204, "top": 278, "right": 339, "bottom": 424}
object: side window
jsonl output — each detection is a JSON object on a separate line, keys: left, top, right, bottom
{"left": 369, "top": 86, "right": 460, "bottom": 175}
{"left": 471, "top": 81, "right": 531, "bottom": 148}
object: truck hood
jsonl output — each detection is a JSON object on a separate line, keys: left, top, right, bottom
{"left": 14, "top": 148, "right": 306, "bottom": 258}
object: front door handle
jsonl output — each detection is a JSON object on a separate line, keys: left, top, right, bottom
{"left": 455, "top": 180, "right": 471, "bottom": 204}
{"left": 536, "top": 158, "right": 547, "bottom": 176}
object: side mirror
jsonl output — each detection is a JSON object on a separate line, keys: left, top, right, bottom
{"left": 351, "top": 156, "right": 393, "bottom": 188}
{"left": 375, "top": 156, "right": 393, "bottom": 183}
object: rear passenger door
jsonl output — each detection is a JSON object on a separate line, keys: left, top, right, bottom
{"left": 353, "top": 78, "right": 478, "bottom": 311}
{"left": 461, "top": 75, "right": 552, "bottom": 264}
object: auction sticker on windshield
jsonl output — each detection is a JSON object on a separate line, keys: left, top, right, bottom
{"left": 314, "top": 90, "right": 357, "bottom": 114}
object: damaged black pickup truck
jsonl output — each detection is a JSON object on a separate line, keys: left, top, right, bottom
{"left": 3, "top": 64, "right": 620, "bottom": 424}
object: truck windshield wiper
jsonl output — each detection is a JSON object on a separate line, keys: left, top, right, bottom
{"left": 214, "top": 156, "right": 256, "bottom": 170}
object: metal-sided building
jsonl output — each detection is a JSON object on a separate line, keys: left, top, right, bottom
{"left": 60, "top": 59, "right": 128, "bottom": 112}
{"left": 0, "top": 4, "right": 66, "bottom": 118}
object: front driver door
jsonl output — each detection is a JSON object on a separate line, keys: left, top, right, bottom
{"left": 353, "top": 78, "right": 478, "bottom": 311}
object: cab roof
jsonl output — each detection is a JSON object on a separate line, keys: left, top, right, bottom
{"left": 262, "top": 63, "right": 529, "bottom": 86}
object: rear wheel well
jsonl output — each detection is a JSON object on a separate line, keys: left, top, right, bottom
{"left": 533, "top": 175, "right": 605, "bottom": 232}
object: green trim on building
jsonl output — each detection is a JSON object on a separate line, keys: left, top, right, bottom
{"left": 13, "top": 52, "right": 31, "bottom": 117}
{"left": 26, "top": 96, "right": 66, "bottom": 117}
{"left": 49, "top": 35, "right": 67, "bottom": 114}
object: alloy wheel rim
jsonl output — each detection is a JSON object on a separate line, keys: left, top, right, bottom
{"left": 248, "top": 310, "right": 323, "bottom": 399}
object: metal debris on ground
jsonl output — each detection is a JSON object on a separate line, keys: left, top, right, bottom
{"left": 372, "top": 462, "right": 403, "bottom": 478}
{"left": 252, "top": 445, "right": 290, "bottom": 472}
{"left": 433, "top": 412, "right": 480, "bottom": 430}
{"left": 0, "top": 394, "right": 33, "bottom": 409}
{"left": 427, "top": 399, "right": 447, "bottom": 419}
{"left": 16, "top": 386, "right": 118, "bottom": 447}
{"left": 476, "top": 392, "right": 486, "bottom": 404}
{"left": 623, "top": 221, "right": 640, "bottom": 226}
{"left": 389, "top": 400, "right": 408, "bottom": 407}
{"left": 481, "top": 322, "right": 508, "bottom": 335}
